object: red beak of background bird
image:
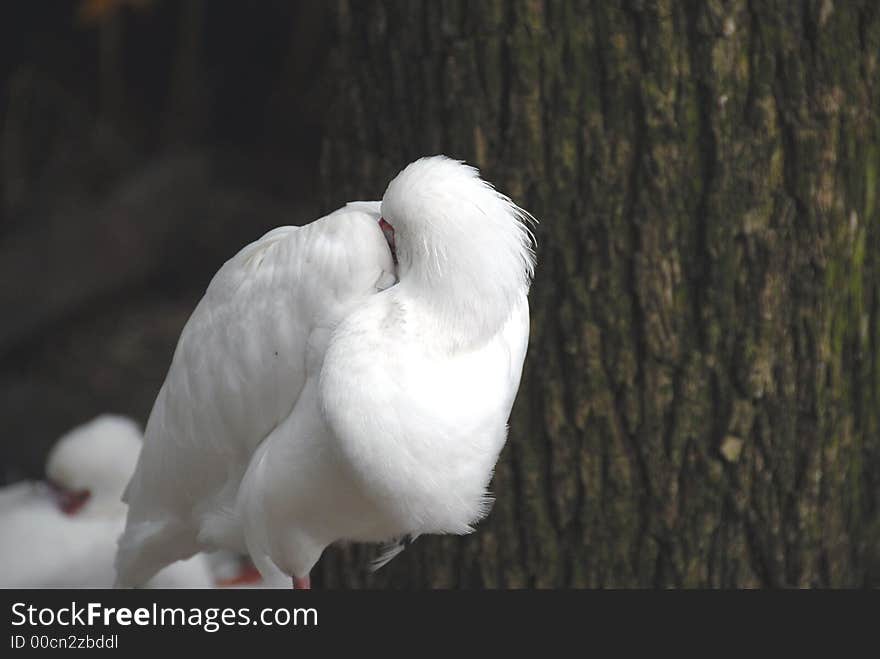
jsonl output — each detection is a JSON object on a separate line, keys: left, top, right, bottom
{"left": 379, "top": 217, "right": 397, "bottom": 265}
{"left": 48, "top": 481, "right": 91, "bottom": 516}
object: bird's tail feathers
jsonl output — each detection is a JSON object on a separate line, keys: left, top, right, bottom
{"left": 114, "top": 518, "right": 197, "bottom": 588}
{"left": 370, "top": 534, "right": 421, "bottom": 572}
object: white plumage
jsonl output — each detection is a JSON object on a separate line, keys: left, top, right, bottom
{"left": 0, "top": 415, "right": 213, "bottom": 588}
{"left": 116, "top": 156, "right": 535, "bottom": 586}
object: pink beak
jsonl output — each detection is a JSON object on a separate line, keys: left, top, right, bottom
{"left": 379, "top": 217, "right": 397, "bottom": 265}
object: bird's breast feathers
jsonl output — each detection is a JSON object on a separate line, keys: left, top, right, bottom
{"left": 319, "top": 294, "right": 529, "bottom": 537}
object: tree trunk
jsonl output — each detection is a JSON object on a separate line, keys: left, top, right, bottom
{"left": 316, "top": 0, "right": 880, "bottom": 588}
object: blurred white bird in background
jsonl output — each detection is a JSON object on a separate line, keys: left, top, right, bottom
{"left": 0, "top": 415, "right": 214, "bottom": 588}
{"left": 116, "top": 156, "right": 536, "bottom": 589}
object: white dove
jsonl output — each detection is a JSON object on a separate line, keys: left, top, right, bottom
{"left": 0, "top": 415, "right": 213, "bottom": 588}
{"left": 115, "top": 156, "right": 536, "bottom": 588}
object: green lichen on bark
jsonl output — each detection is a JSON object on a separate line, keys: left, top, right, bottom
{"left": 317, "top": 0, "right": 880, "bottom": 587}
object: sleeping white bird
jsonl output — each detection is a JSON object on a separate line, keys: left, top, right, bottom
{"left": 116, "top": 155, "right": 536, "bottom": 588}
{"left": 0, "top": 415, "right": 213, "bottom": 588}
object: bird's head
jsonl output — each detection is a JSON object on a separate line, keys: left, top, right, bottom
{"left": 45, "top": 415, "right": 142, "bottom": 518}
{"left": 379, "top": 156, "right": 536, "bottom": 342}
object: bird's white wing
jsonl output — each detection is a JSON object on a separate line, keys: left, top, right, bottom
{"left": 117, "top": 202, "right": 392, "bottom": 585}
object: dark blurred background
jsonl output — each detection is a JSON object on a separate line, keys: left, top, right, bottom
{"left": 2, "top": 0, "right": 879, "bottom": 587}
{"left": 1, "top": 0, "right": 332, "bottom": 480}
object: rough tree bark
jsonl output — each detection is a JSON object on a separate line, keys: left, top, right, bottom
{"left": 316, "top": 0, "right": 879, "bottom": 587}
